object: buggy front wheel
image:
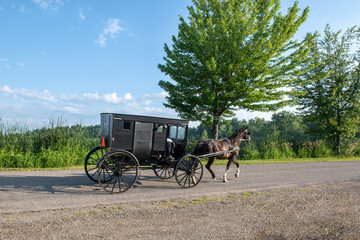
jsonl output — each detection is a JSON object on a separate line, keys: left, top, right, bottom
{"left": 97, "top": 150, "right": 139, "bottom": 194}
{"left": 174, "top": 155, "right": 203, "bottom": 188}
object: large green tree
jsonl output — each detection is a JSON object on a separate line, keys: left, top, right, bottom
{"left": 296, "top": 25, "right": 360, "bottom": 154}
{"left": 158, "top": 0, "right": 314, "bottom": 139}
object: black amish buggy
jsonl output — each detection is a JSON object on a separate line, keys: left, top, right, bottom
{"left": 84, "top": 113, "right": 204, "bottom": 193}
{"left": 85, "top": 113, "right": 250, "bottom": 194}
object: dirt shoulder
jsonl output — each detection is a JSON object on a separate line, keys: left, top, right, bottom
{"left": 1, "top": 180, "right": 359, "bottom": 240}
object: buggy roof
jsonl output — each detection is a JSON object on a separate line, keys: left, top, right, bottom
{"left": 101, "top": 113, "right": 189, "bottom": 126}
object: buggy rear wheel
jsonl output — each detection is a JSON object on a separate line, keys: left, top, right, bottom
{"left": 175, "top": 155, "right": 203, "bottom": 188}
{"left": 84, "top": 146, "right": 109, "bottom": 183}
{"left": 97, "top": 150, "right": 139, "bottom": 194}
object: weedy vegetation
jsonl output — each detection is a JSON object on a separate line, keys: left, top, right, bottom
{"left": 0, "top": 113, "right": 359, "bottom": 170}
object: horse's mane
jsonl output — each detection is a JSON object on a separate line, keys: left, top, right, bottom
{"left": 227, "top": 126, "right": 248, "bottom": 141}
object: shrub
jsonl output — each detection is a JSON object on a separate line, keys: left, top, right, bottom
{"left": 239, "top": 143, "right": 260, "bottom": 160}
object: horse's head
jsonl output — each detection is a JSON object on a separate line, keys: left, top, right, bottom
{"left": 231, "top": 126, "right": 251, "bottom": 145}
{"left": 242, "top": 127, "right": 251, "bottom": 142}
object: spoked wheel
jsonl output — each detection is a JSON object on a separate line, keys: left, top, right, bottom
{"left": 97, "top": 150, "right": 139, "bottom": 194}
{"left": 84, "top": 146, "right": 109, "bottom": 183}
{"left": 175, "top": 155, "right": 203, "bottom": 188}
{"left": 153, "top": 165, "right": 175, "bottom": 179}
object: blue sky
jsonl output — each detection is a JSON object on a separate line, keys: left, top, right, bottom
{"left": 1, "top": 0, "right": 360, "bottom": 127}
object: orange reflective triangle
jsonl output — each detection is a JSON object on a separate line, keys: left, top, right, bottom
{"left": 101, "top": 136, "right": 106, "bottom": 148}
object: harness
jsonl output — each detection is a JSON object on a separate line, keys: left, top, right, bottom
{"left": 222, "top": 138, "right": 233, "bottom": 149}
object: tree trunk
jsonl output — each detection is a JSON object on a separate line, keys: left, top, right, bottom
{"left": 335, "top": 136, "right": 341, "bottom": 155}
{"left": 212, "top": 119, "right": 219, "bottom": 140}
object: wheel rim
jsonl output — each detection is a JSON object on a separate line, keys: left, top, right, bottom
{"left": 154, "top": 166, "right": 175, "bottom": 179}
{"left": 175, "top": 155, "right": 203, "bottom": 188}
{"left": 85, "top": 146, "right": 108, "bottom": 182}
{"left": 98, "top": 151, "right": 139, "bottom": 194}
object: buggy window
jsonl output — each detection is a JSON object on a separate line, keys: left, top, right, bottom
{"left": 177, "top": 126, "right": 186, "bottom": 140}
{"left": 169, "top": 126, "right": 186, "bottom": 140}
{"left": 169, "top": 126, "right": 177, "bottom": 139}
{"left": 156, "top": 125, "right": 164, "bottom": 133}
{"left": 123, "top": 121, "right": 131, "bottom": 130}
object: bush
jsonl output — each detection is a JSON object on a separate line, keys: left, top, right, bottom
{"left": 297, "top": 140, "right": 333, "bottom": 158}
{"left": 239, "top": 143, "right": 260, "bottom": 160}
{"left": 259, "top": 142, "right": 282, "bottom": 159}
{"left": 341, "top": 141, "right": 360, "bottom": 157}
{"left": 280, "top": 142, "right": 297, "bottom": 159}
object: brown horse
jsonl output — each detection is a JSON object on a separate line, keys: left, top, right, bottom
{"left": 192, "top": 126, "right": 251, "bottom": 182}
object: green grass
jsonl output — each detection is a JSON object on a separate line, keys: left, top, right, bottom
{"left": 203, "top": 156, "right": 360, "bottom": 165}
{"left": 0, "top": 166, "right": 84, "bottom": 172}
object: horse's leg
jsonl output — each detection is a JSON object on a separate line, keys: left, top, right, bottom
{"left": 234, "top": 157, "right": 240, "bottom": 178}
{"left": 223, "top": 159, "right": 232, "bottom": 182}
{"left": 205, "top": 157, "right": 216, "bottom": 180}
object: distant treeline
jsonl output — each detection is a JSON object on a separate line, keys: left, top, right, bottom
{"left": 1, "top": 111, "right": 359, "bottom": 168}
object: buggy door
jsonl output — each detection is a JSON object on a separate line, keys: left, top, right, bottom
{"left": 153, "top": 124, "right": 166, "bottom": 152}
{"left": 132, "top": 122, "right": 153, "bottom": 161}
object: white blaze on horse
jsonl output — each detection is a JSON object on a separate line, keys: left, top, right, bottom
{"left": 192, "top": 126, "right": 251, "bottom": 182}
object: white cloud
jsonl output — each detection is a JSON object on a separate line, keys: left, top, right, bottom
{"left": 19, "top": 5, "right": 25, "bottom": 12}
{"left": 64, "top": 106, "right": 82, "bottom": 114}
{"left": 235, "top": 109, "right": 273, "bottom": 121}
{"left": 96, "top": 34, "right": 106, "bottom": 47}
{"left": 1, "top": 85, "right": 12, "bottom": 94}
{"left": 32, "top": 0, "right": 63, "bottom": 11}
{"left": 143, "top": 99, "right": 152, "bottom": 105}
{"left": 83, "top": 92, "right": 100, "bottom": 100}
{"left": 95, "top": 18, "right": 124, "bottom": 47}
{"left": 143, "top": 91, "right": 168, "bottom": 105}
{"left": 79, "top": 9, "right": 85, "bottom": 20}
{"left": 145, "top": 92, "right": 168, "bottom": 98}
{"left": 0, "top": 85, "right": 57, "bottom": 102}
{"left": 144, "top": 107, "right": 164, "bottom": 113}
{"left": 104, "top": 19, "right": 124, "bottom": 36}
{"left": 123, "top": 92, "right": 132, "bottom": 100}
{"left": 104, "top": 92, "right": 122, "bottom": 103}
{"left": 0, "top": 85, "right": 180, "bottom": 126}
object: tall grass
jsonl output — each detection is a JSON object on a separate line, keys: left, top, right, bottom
{"left": 0, "top": 118, "right": 98, "bottom": 168}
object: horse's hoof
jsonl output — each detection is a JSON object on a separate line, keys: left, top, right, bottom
{"left": 212, "top": 177, "right": 216, "bottom": 181}
{"left": 235, "top": 173, "right": 239, "bottom": 178}
{"left": 223, "top": 179, "right": 228, "bottom": 183}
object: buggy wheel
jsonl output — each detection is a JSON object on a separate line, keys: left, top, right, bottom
{"left": 153, "top": 165, "right": 175, "bottom": 179}
{"left": 175, "top": 155, "right": 203, "bottom": 188}
{"left": 97, "top": 150, "right": 139, "bottom": 194}
{"left": 84, "top": 146, "right": 109, "bottom": 183}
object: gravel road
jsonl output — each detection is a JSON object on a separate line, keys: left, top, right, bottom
{"left": 0, "top": 161, "right": 359, "bottom": 239}
{"left": 0, "top": 161, "right": 359, "bottom": 213}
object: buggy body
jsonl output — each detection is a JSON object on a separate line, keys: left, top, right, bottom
{"left": 99, "top": 113, "right": 189, "bottom": 163}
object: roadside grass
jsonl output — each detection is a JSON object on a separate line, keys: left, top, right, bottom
{"left": 0, "top": 156, "right": 359, "bottom": 172}
{"left": 0, "top": 166, "right": 84, "bottom": 172}
{"left": 206, "top": 156, "right": 360, "bottom": 165}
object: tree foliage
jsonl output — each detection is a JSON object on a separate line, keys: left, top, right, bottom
{"left": 296, "top": 25, "right": 360, "bottom": 154}
{"left": 158, "top": 0, "right": 314, "bottom": 139}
